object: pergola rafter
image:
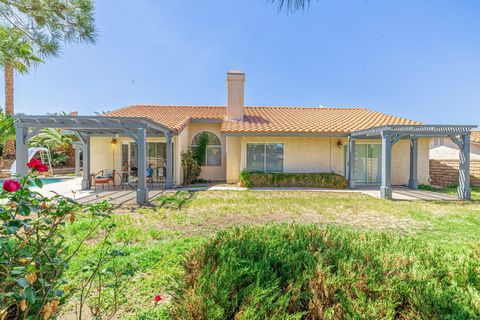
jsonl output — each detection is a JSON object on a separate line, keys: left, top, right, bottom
{"left": 349, "top": 124, "right": 477, "bottom": 200}
{"left": 14, "top": 115, "right": 176, "bottom": 205}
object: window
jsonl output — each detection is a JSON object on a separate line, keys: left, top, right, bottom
{"left": 191, "top": 131, "right": 222, "bottom": 166}
{"left": 433, "top": 138, "right": 445, "bottom": 147}
{"left": 246, "top": 143, "right": 284, "bottom": 172}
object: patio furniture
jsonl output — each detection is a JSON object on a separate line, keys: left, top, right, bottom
{"left": 92, "top": 169, "right": 116, "bottom": 191}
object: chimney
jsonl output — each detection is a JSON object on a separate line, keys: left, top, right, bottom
{"left": 226, "top": 70, "right": 245, "bottom": 120}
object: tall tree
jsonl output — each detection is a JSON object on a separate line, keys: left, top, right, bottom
{"left": 267, "top": 0, "right": 311, "bottom": 12}
{"left": 0, "top": 26, "right": 41, "bottom": 156}
{"left": 0, "top": 0, "right": 95, "bottom": 157}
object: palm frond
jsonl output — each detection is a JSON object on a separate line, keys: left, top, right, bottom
{"left": 267, "top": 0, "right": 311, "bottom": 13}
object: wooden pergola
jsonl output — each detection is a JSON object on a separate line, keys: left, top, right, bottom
{"left": 349, "top": 125, "right": 477, "bottom": 200}
{"left": 14, "top": 115, "right": 175, "bottom": 205}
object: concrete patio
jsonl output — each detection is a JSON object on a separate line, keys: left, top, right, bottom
{"left": 32, "top": 177, "right": 459, "bottom": 206}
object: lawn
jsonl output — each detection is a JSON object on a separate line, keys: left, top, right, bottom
{"left": 420, "top": 184, "right": 480, "bottom": 201}
{"left": 60, "top": 190, "right": 480, "bottom": 319}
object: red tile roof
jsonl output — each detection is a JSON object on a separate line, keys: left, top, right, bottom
{"left": 105, "top": 105, "right": 421, "bottom": 134}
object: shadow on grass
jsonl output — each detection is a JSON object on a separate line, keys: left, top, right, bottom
{"left": 155, "top": 190, "right": 196, "bottom": 210}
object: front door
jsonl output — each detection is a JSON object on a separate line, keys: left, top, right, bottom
{"left": 354, "top": 144, "right": 381, "bottom": 184}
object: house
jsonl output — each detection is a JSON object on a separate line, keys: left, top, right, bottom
{"left": 430, "top": 131, "right": 480, "bottom": 160}
{"left": 14, "top": 71, "right": 476, "bottom": 203}
{"left": 429, "top": 131, "right": 480, "bottom": 186}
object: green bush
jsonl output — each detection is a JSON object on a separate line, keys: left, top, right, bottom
{"left": 170, "top": 224, "right": 480, "bottom": 320}
{"left": 249, "top": 172, "right": 348, "bottom": 189}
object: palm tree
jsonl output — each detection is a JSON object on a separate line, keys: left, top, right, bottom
{"left": 268, "top": 0, "right": 311, "bottom": 12}
{"left": 0, "top": 27, "right": 42, "bottom": 157}
{"left": 29, "top": 128, "right": 76, "bottom": 165}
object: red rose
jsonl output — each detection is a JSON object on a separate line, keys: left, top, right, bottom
{"left": 27, "top": 158, "right": 41, "bottom": 169}
{"left": 3, "top": 180, "right": 21, "bottom": 193}
{"left": 154, "top": 295, "right": 162, "bottom": 302}
{"left": 36, "top": 164, "right": 49, "bottom": 172}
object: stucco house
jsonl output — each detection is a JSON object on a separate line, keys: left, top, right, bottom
{"left": 14, "top": 71, "right": 476, "bottom": 203}
{"left": 430, "top": 131, "right": 480, "bottom": 160}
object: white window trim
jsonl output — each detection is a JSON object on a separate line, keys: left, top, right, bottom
{"left": 246, "top": 142, "right": 285, "bottom": 173}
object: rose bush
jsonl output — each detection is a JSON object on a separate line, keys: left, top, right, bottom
{"left": 0, "top": 159, "right": 114, "bottom": 319}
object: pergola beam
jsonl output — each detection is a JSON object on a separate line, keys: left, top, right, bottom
{"left": 13, "top": 115, "right": 176, "bottom": 205}
{"left": 350, "top": 124, "right": 477, "bottom": 200}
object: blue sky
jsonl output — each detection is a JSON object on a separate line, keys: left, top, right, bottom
{"left": 5, "top": 0, "right": 480, "bottom": 124}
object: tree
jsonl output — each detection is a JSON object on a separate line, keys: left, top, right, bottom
{"left": 0, "top": 1, "right": 95, "bottom": 157}
{"left": 0, "top": 26, "right": 42, "bottom": 156}
{"left": 267, "top": 0, "right": 312, "bottom": 12}
{"left": 29, "top": 127, "right": 76, "bottom": 165}
{"left": 0, "top": 0, "right": 95, "bottom": 55}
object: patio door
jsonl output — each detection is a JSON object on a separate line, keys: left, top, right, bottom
{"left": 354, "top": 144, "right": 381, "bottom": 184}
{"left": 121, "top": 142, "right": 168, "bottom": 181}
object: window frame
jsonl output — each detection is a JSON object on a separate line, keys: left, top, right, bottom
{"left": 246, "top": 142, "right": 284, "bottom": 173}
{"left": 191, "top": 131, "right": 222, "bottom": 167}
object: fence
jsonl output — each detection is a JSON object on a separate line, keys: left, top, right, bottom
{"left": 429, "top": 160, "right": 480, "bottom": 186}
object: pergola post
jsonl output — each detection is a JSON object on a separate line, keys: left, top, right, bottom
{"left": 348, "top": 137, "right": 356, "bottom": 188}
{"left": 80, "top": 135, "right": 91, "bottom": 190}
{"left": 15, "top": 125, "right": 29, "bottom": 177}
{"left": 166, "top": 134, "right": 174, "bottom": 189}
{"left": 72, "top": 142, "right": 83, "bottom": 177}
{"left": 408, "top": 137, "right": 418, "bottom": 189}
{"left": 136, "top": 128, "right": 148, "bottom": 204}
{"left": 380, "top": 133, "right": 393, "bottom": 199}
{"left": 458, "top": 133, "right": 471, "bottom": 200}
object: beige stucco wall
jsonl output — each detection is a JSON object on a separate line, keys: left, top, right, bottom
{"left": 90, "top": 133, "right": 430, "bottom": 187}
{"left": 188, "top": 123, "right": 226, "bottom": 181}
{"left": 227, "top": 136, "right": 430, "bottom": 186}
{"left": 391, "top": 138, "right": 430, "bottom": 185}
{"left": 236, "top": 136, "right": 348, "bottom": 182}
{"left": 226, "top": 136, "right": 241, "bottom": 183}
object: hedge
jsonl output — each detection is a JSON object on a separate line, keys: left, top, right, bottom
{"left": 170, "top": 224, "right": 480, "bottom": 319}
{"left": 248, "top": 172, "right": 348, "bottom": 189}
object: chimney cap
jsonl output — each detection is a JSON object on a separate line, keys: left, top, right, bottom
{"left": 227, "top": 70, "right": 245, "bottom": 75}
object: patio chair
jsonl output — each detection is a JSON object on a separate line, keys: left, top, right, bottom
{"left": 92, "top": 169, "right": 117, "bottom": 191}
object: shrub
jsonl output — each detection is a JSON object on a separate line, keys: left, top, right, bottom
{"left": 170, "top": 224, "right": 480, "bottom": 320}
{"left": 249, "top": 172, "right": 348, "bottom": 189}
{"left": 181, "top": 148, "right": 201, "bottom": 186}
{"left": 0, "top": 159, "right": 114, "bottom": 319}
{"left": 239, "top": 169, "right": 252, "bottom": 188}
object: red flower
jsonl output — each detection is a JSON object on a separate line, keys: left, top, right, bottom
{"left": 36, "top": 164, "right": 49, "bottom": 172}
{"left": 3, "top": 180, "right": 21, "bottom": 193}
{"left": 27, "top": 158, "right": 42, "bottom": 169}
{"left": 27, "top": 158, "right": 49, "bottom": 172}
{"left": 154, "top": 295, "right": 162, "bottom": 302}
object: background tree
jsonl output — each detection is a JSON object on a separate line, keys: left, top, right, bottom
{"left": 30, "top": 128, "right": 76, "bottom": 166}
{"left": 267, "top": 0, "right": 312, "bottom": 12}
{"left": 0, "top": 26, "right": 41, "bottom": 156}
{"left": 0, "top": 0, "right": 95, "bottom": 157}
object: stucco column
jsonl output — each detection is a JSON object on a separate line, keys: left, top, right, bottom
{"left": 226, "top": 136, "right": 241, "bottom": 183}
{"left": 136, "top": 128, "right": 148, "bottom": 204}
{"left": 81, "top": 136, "right": 91, "bottom": 190}
{"left": 166, "top": 134, "right": 174, "bottom": 189}
{"left": 15, "top": 125, "right": 28, "bottom": 177}
{"left": 73, "top": 146, "right": 82, "bottom": 177}
{"left": 458, "top": 134, "right": 471, "bottom": 200}
{"left": 408, "top": 137, "right": 418, "bottom": 189}
{"left": 348, "top": 137, "right": 356, "bottom": 189}
{"left": 380, "top": 133, "right": 393, "bottom": 199}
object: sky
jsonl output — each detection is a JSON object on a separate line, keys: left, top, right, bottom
{"left": 3, "top": 0, "right": 480, "bottom": 124}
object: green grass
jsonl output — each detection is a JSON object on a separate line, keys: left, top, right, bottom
{"left": 171, "top": 224, "right": 480, "bottom": 320}
{"left": 60, "top": 190, "right": 480, "bottom": 319}
{"left": 419, "top": 184, "right": 480, "bottom": 201}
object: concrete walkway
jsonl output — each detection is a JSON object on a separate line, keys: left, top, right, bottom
{"left": 32, "top": 177, "right": 459, "bottom": 206}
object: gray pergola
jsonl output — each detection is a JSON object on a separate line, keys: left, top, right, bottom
{"left": 349, "top": 124, "right": 477, "bottom": 200}
{"left": 14, "top": 115, "right": 175, "bottom": 205}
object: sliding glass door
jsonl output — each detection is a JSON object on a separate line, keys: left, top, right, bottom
{"left": 121, "top": 142, "right": 169, "bottom": 182}
{"left": 354, "top": 144, "right": 381, "bottom": 184}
